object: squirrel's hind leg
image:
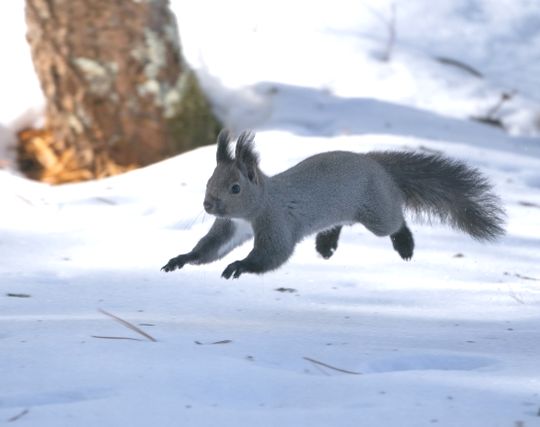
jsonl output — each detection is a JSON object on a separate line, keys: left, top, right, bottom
{"left": 390, "top": 223, "right": 414, "bottom": 261}
{"left": 315, "top": 226, "right": 342, "bottom": 259}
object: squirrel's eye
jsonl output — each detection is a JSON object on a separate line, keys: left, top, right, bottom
{"left": 230, "top": 183, "right": 241, "bottom": 194}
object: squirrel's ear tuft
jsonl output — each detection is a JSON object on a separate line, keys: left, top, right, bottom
{"left": 235, "top": 131, "right": 260, "bottom": 183}
{"left": 216, "top": 129, "right": 233, "bottom": 163}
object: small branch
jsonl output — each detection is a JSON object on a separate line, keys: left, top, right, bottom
{"left": 95, "top": 197, "right": 118, "bottom": 205}
{"left": 303, "top": 357, "right": 362, "bottom": 375}
{"left": 365, "top": 3, "right": 397, "bottom": 61}
{"left": 435, "top": 56, "right": 483, "bottom": 78}
{"left": 98, "top": 309, "right": 157, "bottom": 342}
{"left": 507, "top": 287, "right": 525, "bottom": 305}
{"left": 16, "top": 195, "right": 36, "bottom": 206}
{"left": 504, "top": 272, "right": 539, "bottom": 282}
{"left": 381, "top": 3, "right": 396, "bottom": 62}
{"left": 515, "top": 273, "right": 539, "bottom": 281}
{"left": 470, "top": 116, "right": 505, "bottom": 129}
{"left": 91, "top": 335, "right": 145, "bottom": 341}
{"left": 6, "top": 293, "right": 31, "bottom": 298}
{"left": 274, "top": 287, "right": 297, "bottom": 293}
{"left": 7, "top": 409, "right": 29, "bottom": 423}
{"left": 486, "top": 91, "right": 516, "bottom": 119}
{"left": 518, "top": 200, "right": 540, "bottom": 209}
{"left": 470, "top": 91, "right": 516, "bottom": 130}
{"left": 194, "top": 340, "right": 232, "bottom": 345}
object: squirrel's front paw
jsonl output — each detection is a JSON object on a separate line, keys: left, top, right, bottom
{"left": 221, "top": 261, "right": 247, "bottom": 279}
{"left": 161, "top": 255, "right": 189, "bottom": 272}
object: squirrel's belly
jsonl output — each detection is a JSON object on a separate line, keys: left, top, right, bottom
{"left": 216, "top": 219, "right": 253, "bottom": 258}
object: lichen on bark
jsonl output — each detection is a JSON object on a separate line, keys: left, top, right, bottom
{"left": 166, "top": 70, "right": 222, "bottom": 154}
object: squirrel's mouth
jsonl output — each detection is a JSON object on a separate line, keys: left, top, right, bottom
{"left": 203, "top": 205, "right": 226, "bottom": 217}
{"left": 203, "top": 196, "right": 225, "bottom": 216}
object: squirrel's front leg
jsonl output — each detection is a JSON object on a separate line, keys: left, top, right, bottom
{"left": 162, "top": 218, "right": 252, "bottom": 273}
{"left": 221, "top": 226, "right": 295, "bottom": 279}
{"left": 222, "top": 253, "right": 290, "bottom": 279}
{"left": 221, "top": 259, "right": 255, "bottom": 279}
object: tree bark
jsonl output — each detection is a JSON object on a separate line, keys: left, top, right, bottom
{"left": 24, "top": 0, "right": 220, "bottom": 182}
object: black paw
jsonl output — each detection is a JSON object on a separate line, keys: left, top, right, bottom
{"left": 221, "top": 261, "right": 247, "bottom": 279}
{"left": 390, "top": 224, "right": 414, "bottom": 261}
{"left": 161, "top": 254, "right": 190, "bottom": 272}
{"left": 315, "top": 226, "right": 342, "bottom": 260}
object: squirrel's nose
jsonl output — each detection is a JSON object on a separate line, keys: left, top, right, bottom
{"left": 203, "top": 196, "right": 221, "bottom": 213}
{"left": 203, "top": 199, "right": 213, "bottom": 211}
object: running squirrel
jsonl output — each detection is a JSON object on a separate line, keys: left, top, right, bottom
{"left": 162, "top": 130, "right": 505, "bottom": 279}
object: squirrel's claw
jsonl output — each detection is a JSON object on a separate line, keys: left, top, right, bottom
{"left": 161, "top": 255, "right": 186, "bottom": 272}
{"left": 161, "top": 261, "right": 176, "bottom": 272}
{"left": 222, "top": 261, "right": 246, "bottom": 279}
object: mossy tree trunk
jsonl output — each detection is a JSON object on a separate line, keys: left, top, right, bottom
{"left": 25, "top": 0, "right": 220, "bottom": 182}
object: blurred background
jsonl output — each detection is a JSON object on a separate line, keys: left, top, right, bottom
{"left": 1, "top": 0, "right": 539, "bottom": 183}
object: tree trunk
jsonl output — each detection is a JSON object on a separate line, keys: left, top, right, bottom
{"left": 24, "top": 0, "right": 220, "bottom": 183}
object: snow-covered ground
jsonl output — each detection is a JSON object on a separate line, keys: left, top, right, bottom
{"left": 1, "top": 1, "right": 540, "bottom": 426}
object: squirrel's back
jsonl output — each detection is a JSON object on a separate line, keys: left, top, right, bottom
{"left": 266, "top": 149, "right": 504, "bottom": 241}
{"left": 268, "top": 151, "right": 405, "bottom": 237}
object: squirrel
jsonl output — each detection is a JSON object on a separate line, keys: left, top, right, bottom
{"left": 162, "top": 130, "right": 505, "bottom": 279}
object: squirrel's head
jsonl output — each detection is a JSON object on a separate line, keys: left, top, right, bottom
{"left": 204, "top": 130, "right": 264, "bottom": 219}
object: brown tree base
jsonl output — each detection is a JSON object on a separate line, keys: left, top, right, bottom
{"left": 17, "top": 128, "right": 137, "bottom": 184}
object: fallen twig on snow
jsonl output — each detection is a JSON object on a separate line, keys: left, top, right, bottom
{"left": 504, "top": 272, "right": 539, "bottom": 282}
{"left": 98, "top": 309, "right": 157, "bottom": 342}
{"left": 303, "top": 357, "right": 362, "bottom": 375}
{"left": 518, "top": 200, "right": 540, "bottom": 209}
{"left": 7, "top": 409, "right": 29, "bottom": 423}
{"left": 91, "top": 335, "right": 145, "bottom": 341}
{"left": 275, "top": 287, "right": 297, "bottom": 293}
{"left": 194, "top": 340, "right": 232, "bottom": 345}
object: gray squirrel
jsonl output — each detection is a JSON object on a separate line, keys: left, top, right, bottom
{"left": 162, "top": 130, "right": 505, "bottom": 279}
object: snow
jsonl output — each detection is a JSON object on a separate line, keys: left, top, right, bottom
{"left": 1, "top": 1, "right": 540, "bottom": 426}
{"left": 0, "top": 3, "right": 43, "bottom": 144}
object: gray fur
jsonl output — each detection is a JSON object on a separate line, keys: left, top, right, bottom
{"left": 216, "top": 129, "right": 233, "bottom": 163}
{"left": 367, "top": 151, "right": 506, "bottom": 240}
{"left": 161, "top": 218, "right": 252, "bottom": 272}
{"left": 162, "top": 131, "right": 506, "bottom": 278}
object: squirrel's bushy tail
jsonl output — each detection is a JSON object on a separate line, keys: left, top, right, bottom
{"left": 368, "top": 151, "right": 506, "bottom": 241}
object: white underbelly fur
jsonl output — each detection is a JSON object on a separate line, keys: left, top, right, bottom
{"left": 216, "top": 219, "right": 253, "bottom": 258}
